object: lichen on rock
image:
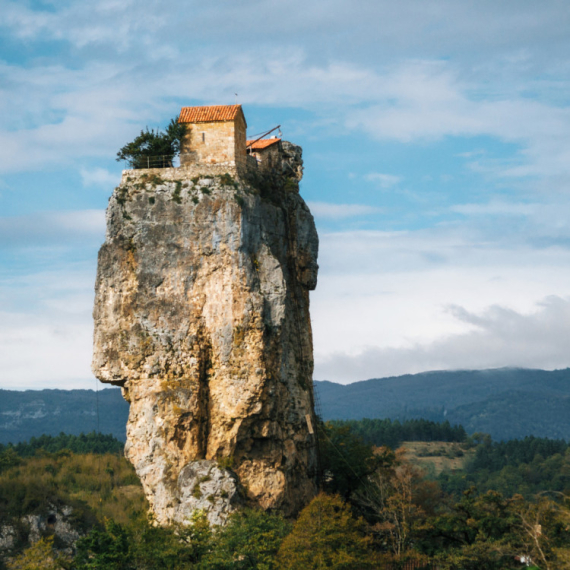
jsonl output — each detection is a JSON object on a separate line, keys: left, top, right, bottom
{"left": 92, "top": 144, "right": 319, "bottom": 526}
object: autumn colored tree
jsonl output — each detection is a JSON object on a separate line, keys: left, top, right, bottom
{"left": 277, "top": 493, "right": 377, "bottom": 570}
{"left": 353, "top": 448, "right": 432, "bottom": 557}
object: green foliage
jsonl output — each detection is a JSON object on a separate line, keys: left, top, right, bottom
{"left": 0, "top": 432, "right": 124, "bottom": 461}
{"left": 75, "top": 519, "right": 133, "bottom": 570}
{"left": 218, "top": 173, "right": 237, "bottom": 188}
{"left": 116, "top": 117, "right": 187, "bottom": 169}
{"left": 216, "top": 456, "right": 234, "bottom": 470}
{"left": 6, "top": 536, "right": 70, "bottom": 570}
{"left": 199, "top": 509, "right": 291, "bottom": 570}
{"left": 470, "top": 435, "right": 568, "bottom": 472}
{"left": 74, "top": 509, "right": 290, "bottom": 570}
{"left": 438, "top": 436, "right": 570, "bottom": 499}
{"left": 139, "top": 172, "right": 165, "bottom": 187}
{"left": 277, "top": 493, "right": 376, "bottom": 570}
{"left": 192, "top": 482, "right": 202, "bottom": 499}
{"left": 331, "top": 418, "right": 467, "bottom": 450}
{"left": 0, "top": 452, "right": 144, "bottom": 527}
{"left": 0, "top": 448, "right": 21, "bottom": 473}
{"left": 414, "top": 489, "right": 570, "bottom": 569}
{"left": 282, "top": 178, "right": 298, "bottom": 192}
{"left": 75, "top": 515, "right": 210, "bottom": 570}
{"left": 173, "top": 180, "right": 183, "bottom": 204}
{"left": 319, "top": 421, "right": 379, "bottom": 498}
{"left": 417, "top": 489, "right": 522, "bottom": 564}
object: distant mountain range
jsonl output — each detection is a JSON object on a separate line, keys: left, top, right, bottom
{"left": 2, "top": 368, "right": 570, "bottom": 444}
{"left": 0, "top": 388, "right": 129, "bottom": 445}
{"left": 316, "top": 368, "right": 570, "bottom": 441}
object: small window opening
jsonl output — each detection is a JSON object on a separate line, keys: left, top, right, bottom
{"left": 202, "top": 132, "right": 205, "bottom": 143}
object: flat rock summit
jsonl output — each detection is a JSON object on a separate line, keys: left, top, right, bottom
{"left": 92, "top": 110, "right": 320, "bottom": 525}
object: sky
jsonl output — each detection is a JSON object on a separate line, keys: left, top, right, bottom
{"left": 2, "top": 0, "right": 570, "bottom": 389}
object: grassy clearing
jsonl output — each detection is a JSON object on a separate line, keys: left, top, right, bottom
{"left": 398, "top": 441, "right": 475, "bottom": 475}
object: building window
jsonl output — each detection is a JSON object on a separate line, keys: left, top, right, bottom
{"left": 202, "top": 132, "right": 205, "bottom": 143}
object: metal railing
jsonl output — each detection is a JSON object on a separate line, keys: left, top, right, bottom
{"left": 123, "top": 155, "right": 180, "bottom": 169}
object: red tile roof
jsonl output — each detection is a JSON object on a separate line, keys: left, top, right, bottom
{"left": 246, "top": 138, "right": 281, "bottom": 150}
{"left": 178, "top": 105, "right": 244, "bottom": 124}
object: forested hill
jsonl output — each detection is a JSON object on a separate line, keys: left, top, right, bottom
{"left": 3, "top": 368, "right": 570, "bottom": 444}
{"left": 315, "top": 367, "right": 570, "bottom": 441}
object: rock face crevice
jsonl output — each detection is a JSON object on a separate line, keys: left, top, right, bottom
{"left": 92, "top": 143, "right": 319, "bottom": 525}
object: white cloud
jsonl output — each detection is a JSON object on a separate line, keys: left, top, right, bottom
{"left": 308, "top": 201, "right": 383, "bottom": 219}
{"left": 346, "top": 61, "right": 570, "bottom": 180}
{"left": 81, "top": 167, "right": 119, "bottom": 187}
{"left": 310, "top": 224, "right": 570, "bottom": 382}
{"left": 0, "top": 210, "right": 105, "bottom": 247}
{"left": 451, "top": 200, "right": 537, "bottom": 216}
{"left": 0, "top": 309, "right": 96, "bottom": 390}
{"left": 315, "top": 296, "right": 570, "bottom": 383}
{"left": 0, "top": 262, "right": 98, "bottom": 390}
{"left": 365, "top": 173, "right": 402, "bottom": 188}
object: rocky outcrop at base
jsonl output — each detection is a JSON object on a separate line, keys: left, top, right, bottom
{"left": 92, "top": 143, "right": 319, "bottom": 526}
{"left": 0, "top": 504, "right": 81, "bottom": 558}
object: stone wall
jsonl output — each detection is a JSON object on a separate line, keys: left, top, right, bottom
{"left": 121, "top": 163, "right": 240, "bottom": 185}
{"left": 180, "top": 115, "right": 247, "bottom": 170}
{"left": 233, "top": 113, "right": 247, "bottom": 170}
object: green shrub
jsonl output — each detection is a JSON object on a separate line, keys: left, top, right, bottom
{"left": 173, "top": 180, "right": 182, "bottom": 204}
{"left": 116, "top": 117, "right": 187, "bottom": 169}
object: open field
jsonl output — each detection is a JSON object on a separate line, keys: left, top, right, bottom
{"left": 398, "top": 441, "right": 475, "bottom": 475}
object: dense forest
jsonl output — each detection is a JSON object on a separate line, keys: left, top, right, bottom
{"left": 2, "top": 424, "right": 570, "bottom": 569}
{"left": 0, "top": 432, "right": 124, "bottom": 458}
{"left": 330, "top": 418, "right": 468, "bottom": 449}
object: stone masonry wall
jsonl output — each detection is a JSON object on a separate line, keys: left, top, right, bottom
{"left": 181, "top": 121, "right": 235, "bottom": 166}
{"left": 122, "top": 163, "right": 240, "bottom": 184}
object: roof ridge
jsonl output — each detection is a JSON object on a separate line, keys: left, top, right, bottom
{"left": 178, "top": 104, "right": 244, "bottom": 124}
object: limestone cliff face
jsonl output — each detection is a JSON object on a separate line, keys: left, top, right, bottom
{"left": 92, "top": 143, "right": 319, "bottom": 525}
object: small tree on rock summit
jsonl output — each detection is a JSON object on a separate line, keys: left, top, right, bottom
{"left": 116, "top": 117, "right": 187, "bottom": 168}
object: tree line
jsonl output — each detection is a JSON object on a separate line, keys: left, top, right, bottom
{"left": 330, "top": 418, "right": 467, "bottom": 449}
{"left": 0, "top": 432, "right": 123, "bottom": 464}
